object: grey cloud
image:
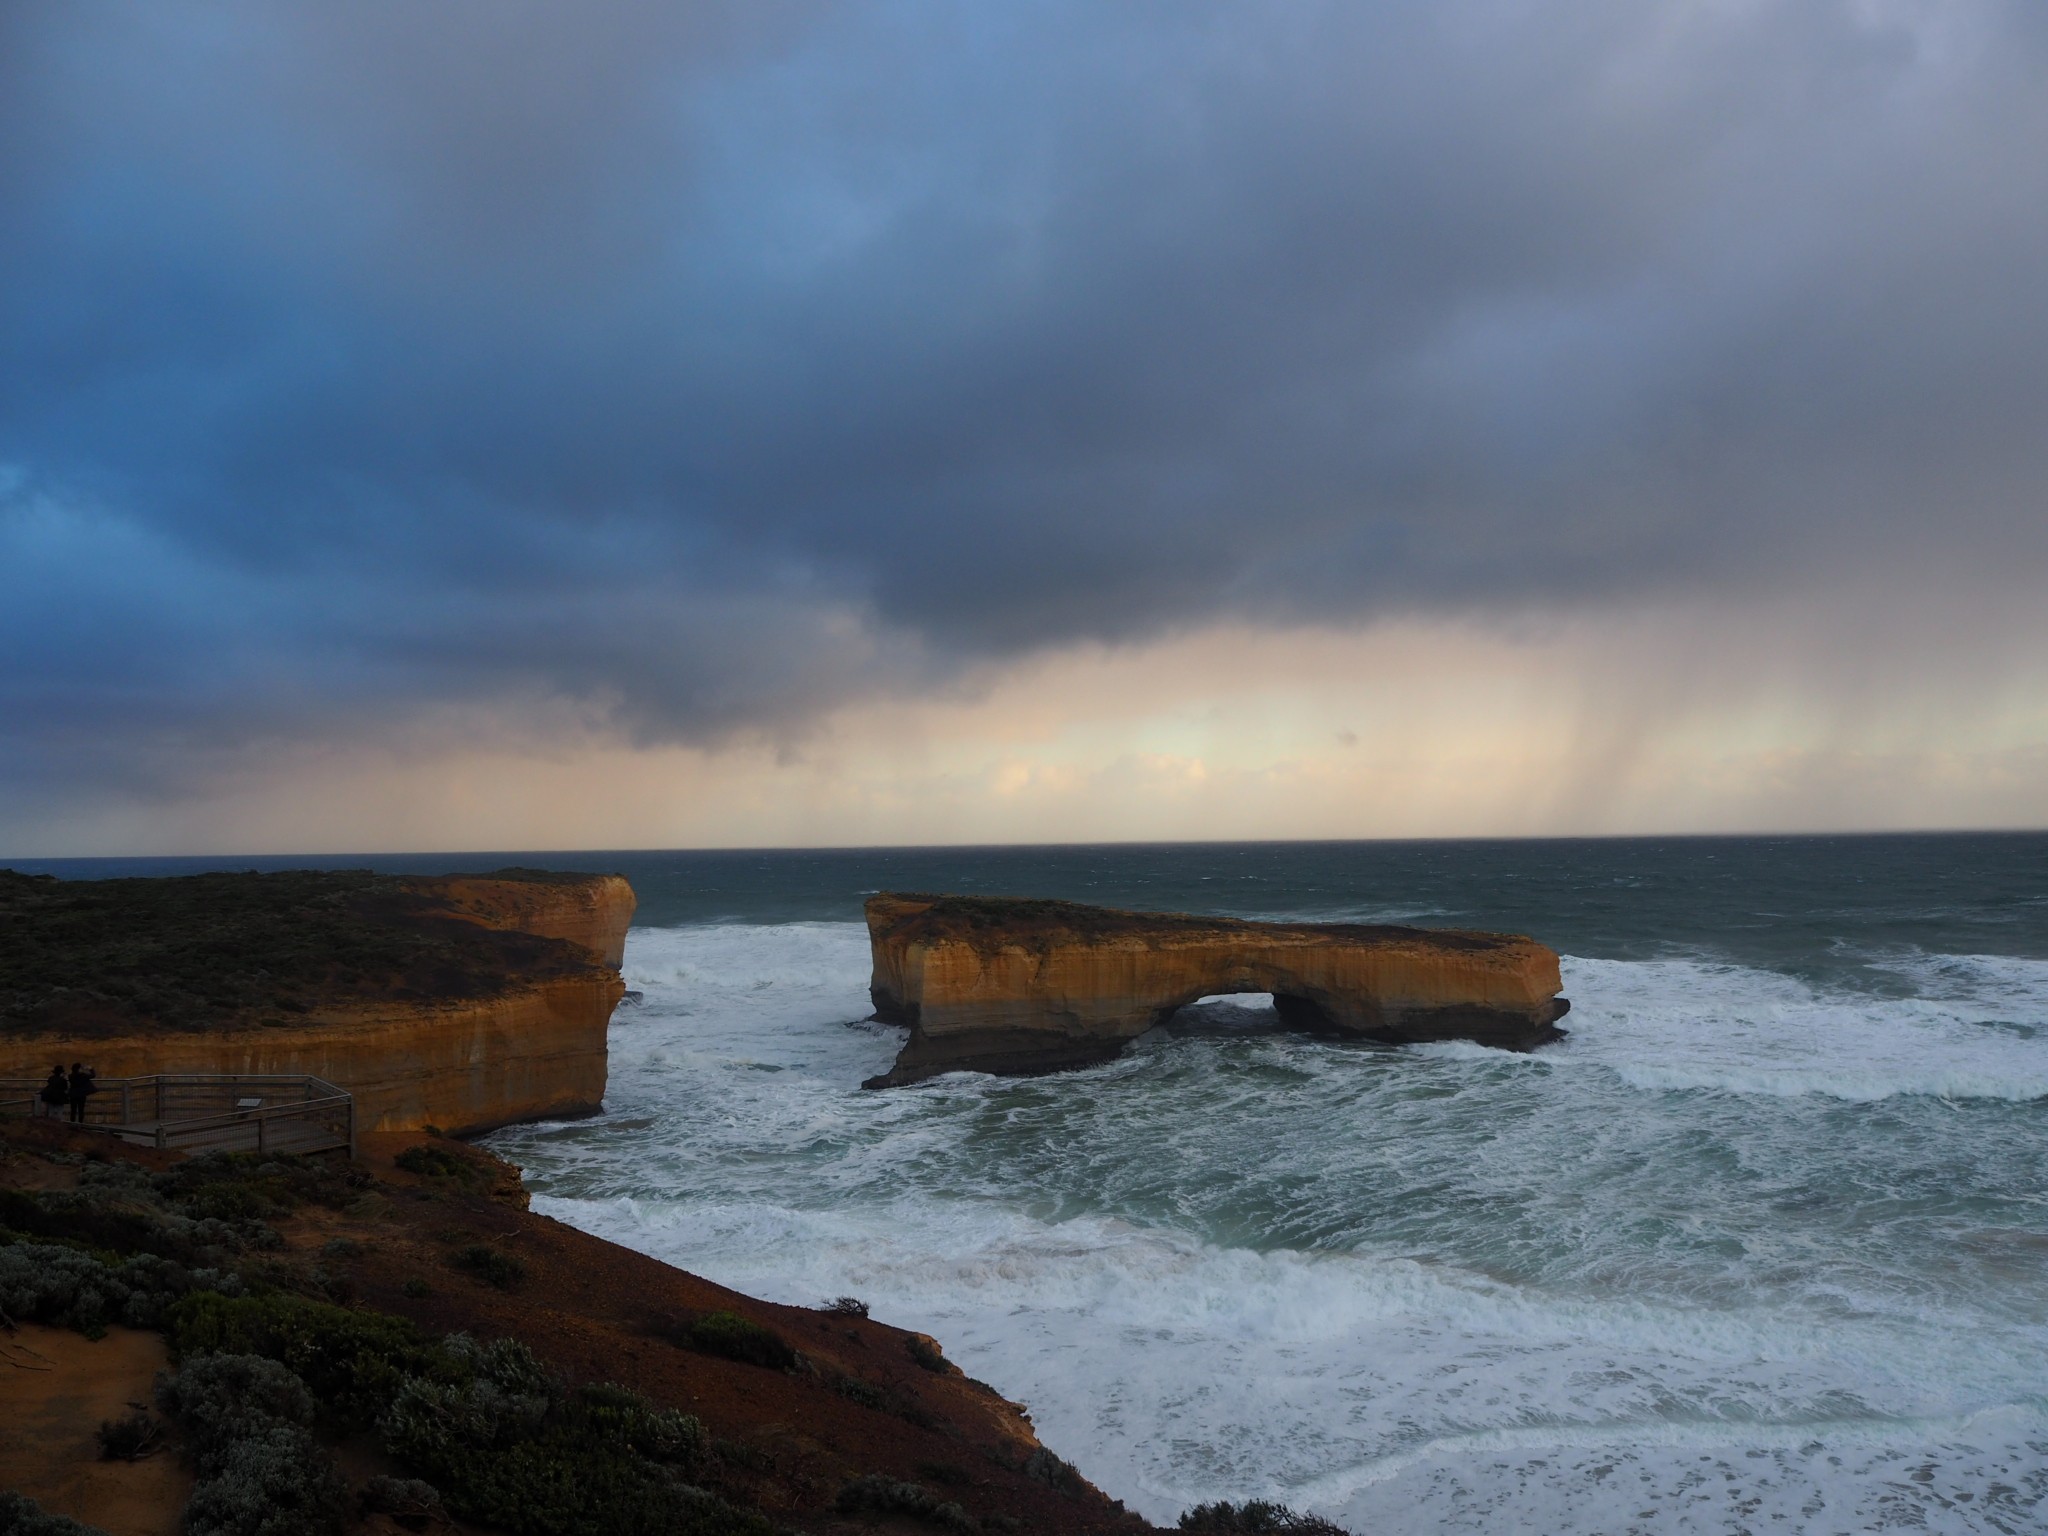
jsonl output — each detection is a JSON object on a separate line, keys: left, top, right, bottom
{"left": 3, "top": 0, "right": 2046, "bottom": 802}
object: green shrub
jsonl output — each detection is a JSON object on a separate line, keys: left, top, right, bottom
{"left": 826, "top": 1372, "right": 935, "bottom": 1428}
{"left": 1024, "top": 1446, "right": 1084, "bottom": 1496}
{"left": 1177, "top": 1501, "right": 1351, "bottom": 1536}
{"left": 831, "top": 1374, "right": 887, "bottom": 1410}
{"left": 906, "top": 1334, "right": 950, "bottom": 1373}
{"left": 381, "top": 1346, "right": 760, "bottom": 1536}
{"left": 157, "top": 1351, "right": 317, "bottom": 1444}
{"left": 5, "top": 1171, "right": 263, "bottom": 1266}
{"left": 171, "top": 1153, "right": 371, "bottom": 1215}
{"left": 0, "top": 1490, "right": 107, "bottom": 1536}
{"left": 156, "top": 1353, "right": 346, "bottom": 1536}
{"left": 833, "top": 1474, "right": 976, "bottom": 1533}
{"left": 449, "top": 1243, "right": 526, "bottom": 1289}
{"left": 396, "top": 1145, "right": 487, "bottom": 1187}
{"left": 166, "top": 1291, "right": 442, "bottom": 1427}
{"left": 0, "top": 1240, "right": 232, "bottom": 1337}
{"left": 822, "top": 1295, "right": 869, "bottom": 1318}
{"left": 359, "top": 1476, "right": 443, "bottom": 1524}
{"left": 96, "top": 1409, "right": 162, "bottom": 1461}
{"left": 680, "top": 1312, "right": 797, "bottom": 1371}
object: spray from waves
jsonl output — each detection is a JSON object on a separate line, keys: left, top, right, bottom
{"left": 1547, "top": 955, "right": 2048, "bottom": 1101}
{"left": 491, "top": 920, "right": 2048, "bottom": 1535}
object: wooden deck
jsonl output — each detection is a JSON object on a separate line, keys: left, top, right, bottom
{"left": 1, "top": 1074, "right": 354, "bottom": 1157}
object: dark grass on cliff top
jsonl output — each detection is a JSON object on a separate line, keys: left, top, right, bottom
{"left": 877, "top": 892, "right": 1510, "bottom": 951}
{"left": 0, "top": 868, "right": 604, "bottom": 1039}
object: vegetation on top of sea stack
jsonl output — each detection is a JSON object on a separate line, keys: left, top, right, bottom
{"left": 877, "top": 891, "right": 1510, "bottom": 952}
{"left": 0, "top": 867, "right": 607, "bottom": 1039}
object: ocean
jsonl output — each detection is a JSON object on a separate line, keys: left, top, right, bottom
{"left": 25, "top": 835, "right": 2048, "bottom": 1533}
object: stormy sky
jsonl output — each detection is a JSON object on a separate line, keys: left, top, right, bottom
{"left": 4, "top": 1, "right": 2046, "bottom": 853}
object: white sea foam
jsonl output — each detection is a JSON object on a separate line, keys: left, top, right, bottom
{"left": 1552, "top": 955, "right": 2048, "bottom": 1102}
{"left": 489, "top": 922, "right": 2048, "bottom": 1535}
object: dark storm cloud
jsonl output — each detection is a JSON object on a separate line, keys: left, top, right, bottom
{"left": 3, "top": 0, "right": 2046, "bottom": 795}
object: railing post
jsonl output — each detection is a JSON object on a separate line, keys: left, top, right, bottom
{"left": 121, "top": 1083, "right": 131, "bottom": 1124}
{"left": 155, "top": 1123, "right": 166, "bottom": 1151}
{"left": 256, "top": 1111, "right": 266, "bottom": 1154}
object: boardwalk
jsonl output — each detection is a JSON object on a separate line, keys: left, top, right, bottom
{"left": 1, "top": 1073, "right": 354, "bottom": 1157}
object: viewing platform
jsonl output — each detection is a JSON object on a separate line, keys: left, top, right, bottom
{"left": 0, "top": 1073, "right": 355, "bottom": 1157}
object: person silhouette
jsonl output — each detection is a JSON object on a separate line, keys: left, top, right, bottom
{"left": 66, "top": 1062, "right": 98, "bottom": 1124}
{"left": 40, "top": 1065, "right": 68, "bottom": 1119}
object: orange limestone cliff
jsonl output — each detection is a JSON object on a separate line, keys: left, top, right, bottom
{"left": 1, "top": 868, "right": 636, "bottom": 1136}
{"left": 407, "top": 871, "right": 635, "bottom": 968}
{"left": 863, "top": 893, "right": 1569, "bottom": 1087}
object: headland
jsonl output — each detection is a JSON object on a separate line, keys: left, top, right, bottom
{"left": 0, "top": 1116, "right": 1149, "bottom": 1536}
{"left": 0, "top": 868, "right": 635, "bottom": 1135}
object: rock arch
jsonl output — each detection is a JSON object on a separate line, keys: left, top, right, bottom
{"left": 861, "top": 893, "right": 1569, "bottom": 1087}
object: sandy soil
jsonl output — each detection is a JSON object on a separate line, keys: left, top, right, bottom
{"left": 0, "top": 1323, "right": 191, "bottom": 1536}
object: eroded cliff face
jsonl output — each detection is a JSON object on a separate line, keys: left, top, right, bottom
{"left": 865, "top": 893, "right": 1568, "bottom": 1086}
{"left": 406, "top": 872, "right": 635, "bottom": 968}
{"left": 1, "top": 869, "right": 633, "bottom": 1135}
{"left": 1, "top": 974, "right": 619, "bottom": 1136}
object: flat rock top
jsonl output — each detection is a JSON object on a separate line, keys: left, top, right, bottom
{"left": 0, "top": 867, "right": 617, "bottom": 1040}
{"left": 870, "top": 892, "right": 1529, "bottom": 955}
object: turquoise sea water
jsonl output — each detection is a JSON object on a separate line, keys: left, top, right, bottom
{"left": 28, "top": 836, "right": 2048, "bottom": 1532}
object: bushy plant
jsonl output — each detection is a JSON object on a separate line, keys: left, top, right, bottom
{"left": 0, "top": 1240, "right": 233, "bottom": 1337}
{"left": 382, "top": 1345, "right": 759, "bottom": 1536}
{"left": 4, "top": 1171, "right": 263, "bottom": 1267}
{"left": 156, "top": 1353, "right": 345, "bottom": 1536}
{"left": 154, "top": 1151, "right": 370, "bottom": 1219}
{"left": 96, "top": 1409, "right": 162, "bottom": 1461}
{"left": 1024, "top": 1446, "right": 1084, "bottom": 1496}
{"left": 906, "top": 1334, "right": 950, "bottom": 1373}
{"left": 833, "top": 1474, "right": 976, "bottom": 1533}
{"left": 166, "top": 1291, "right": 442, "bottom": 1427}
{"left": 0, "top": 1491, "right": 105, "bottom": 1536}
{"left": 826, "top": 1372, "right": 936, "bottom": 1428}
{"left": 449, "top": 1243, "right": 526, "bottom": 1289}
{"left": 359, "top": 1476, "right": 444, "bottom": 1528}
{"left": 822, "top": 1295, "right": 869, "bottom": 1318}
{"left": 396, "top": 1144, "right": 486, "bottom": 1188}
{"left": 680, "top": 1311, "right": 797, "bottom": 1371}
{"left": 1177, "top": 1500, "right": 1351, "bottom": 1536}
{"left": 831, "top": 1374, "right": 887, "bottom": 1410}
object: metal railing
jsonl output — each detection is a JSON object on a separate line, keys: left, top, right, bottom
{"left": 0, "top": 1073, "right": 354, "bottom": 1158}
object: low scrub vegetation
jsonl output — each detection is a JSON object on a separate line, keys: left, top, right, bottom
{"left": 95, "top": 1408, "right": 163, "bottom": 1461}
{"left": 395, "top": 1143, "right": 489, "bottom": 1188}
{"left": 157, "top": 1351, "right": 348, "bottom": 1536}
{"left": 834, "top": 1474, "right": 977, "bottom": 1533}
{"left": 448, "top": 1242, "right": 527, "bottom": 1290}
{"left": 1178, "top": 1500, "right": 1353, "bottom": 1536}
{"left": 679, "top": 1311, "right": 798, "bottom": 1371}
{"left": 0, "top": 1491, "right": 106, "bottom": 1536}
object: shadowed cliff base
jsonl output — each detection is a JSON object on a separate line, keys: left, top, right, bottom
{"left": 0, "top": 868, "right": 635, "bottom": 1135}
{"left": 863, "top": 893, "right": 1569, "bottom": 1087}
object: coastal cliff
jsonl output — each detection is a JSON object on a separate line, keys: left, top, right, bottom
{"left": 410, "top": 870, "right": 635, "bottom": 967}
{"left": 866, "top": 892, "right": 1569, "bottom": 1086}
{"left": 0, "top": 1118, "right": 1149, "bottom": 1536}
{"left": 0, "top": 867, "right": 633, "bottom": 1135}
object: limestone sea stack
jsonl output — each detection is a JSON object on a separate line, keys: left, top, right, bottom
{"left": 863, "top": 893, "right": 1569, "bottom": 1087}
{"left": 0, "top": 867, "right": 635, "bottom": 1135}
